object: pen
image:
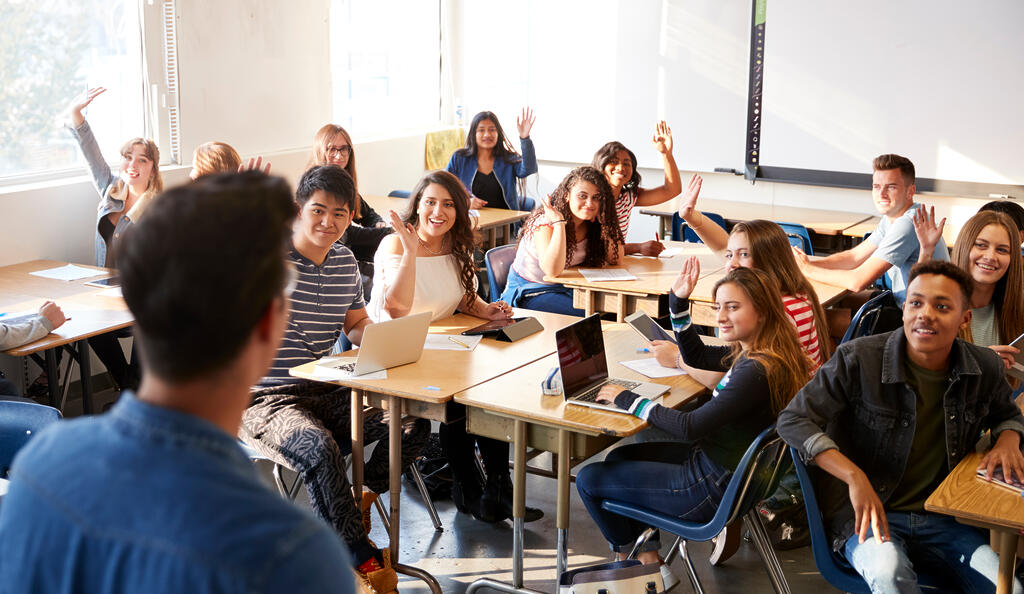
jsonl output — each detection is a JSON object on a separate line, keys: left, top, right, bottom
{"left": 636, "top": 347, "right": 651, "bottom": 353}
{"left": 448, "top": 335, "right": 471, "bottom": 349}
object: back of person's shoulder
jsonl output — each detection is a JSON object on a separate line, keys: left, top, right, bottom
{"left": 14, "top": 415, "right": 104, "bottom": 470}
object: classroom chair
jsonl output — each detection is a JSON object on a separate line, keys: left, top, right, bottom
{"left": 0, "top": 400, "right": 61, "bottom": 478}
{"left": 774, "top": 221, "right": 814, "bottom": 256}
{"left": 671, "top": 212, "right": 728, "bottom": 243}
{"left": 484, "top": 244, "right": 517, "bottom": 302}
{"left": 839, "top": 290, "right": 901, "bottom": 345}
{"left": 601, "top": 426, "right": 792, "bottom": 594}
{"left": 387, "top": 190, "right": 411, "bottom": 198}
{"left": 788, "top": 447, "right": 954, "bottom": 593}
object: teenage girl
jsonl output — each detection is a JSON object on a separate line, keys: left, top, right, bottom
{"left": 189, "top": 141, "right": 270, "bottom": 179}
{"left": 446, "top": 109, "right": 537, "bottom": 211}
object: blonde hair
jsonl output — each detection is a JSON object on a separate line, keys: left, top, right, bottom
{"left": 109, "top": 138, "right": 163, "bottom": 207}
{"left": 308, "top": 124, "right": 359, "bottom": 213}
{"left": 192, "top": 142, "right": 241, "bottom": 178}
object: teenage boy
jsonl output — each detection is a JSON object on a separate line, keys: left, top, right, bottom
{"left": 0, "top": 172, "right": 353, "bottom": 592}
{"left": 779, "top": 260, "right": 1024, "bottom": 593}
{"left": 794, "top": 154, "right": 949, "bottom": 304}
{"left": 241, "top": 165, "right": 429, "bottom": 593}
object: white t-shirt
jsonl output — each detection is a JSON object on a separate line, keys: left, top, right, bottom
{"left": 368, "top": 253, "right": 473, "bottom": 322}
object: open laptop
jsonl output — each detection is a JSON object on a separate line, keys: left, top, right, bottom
{"left": 320, "top": 311, "right": 432, "bottom": 377}
{"left": 556, "top": 314, "right": 669, "bottom": 413}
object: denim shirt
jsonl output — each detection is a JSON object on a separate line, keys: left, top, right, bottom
{"left": 778, "top": 330, "right": 1024, "bottom": 551}
{"left": 0, "top": 393, "right": 353, "bottom": 593}
{"left": 446, "top": 136, "right": 538, "bottom": 212}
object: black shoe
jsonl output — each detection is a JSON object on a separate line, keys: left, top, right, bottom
{"left": 453, "top": 480, "right": 504, "bottom": 523}
{"left": 489, "top": 474, "right": 543, "bottom": 523}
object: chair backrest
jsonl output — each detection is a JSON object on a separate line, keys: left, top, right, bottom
{"left": 485, "top": 244, "right": 518, "bottom": 302}
{"left": 0, "top": 400, "right": 61, "bottom": 478}
{"left": 671, "top": 211, "right": 728, "bottom": 243}
{"left": 774, "top": 221, "right": 814, "bottom": 256}
{"left": 387, "top": 190, "right": 411, "bottom": 198}
{"left": 840, "top": 290, "right": 901, "bottom": 345}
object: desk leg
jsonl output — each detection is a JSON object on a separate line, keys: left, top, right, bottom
{"left": 45, "top": 349, "right": 59, "bottom": 409}
{"left": 388, "top": 394, "right": 402, "bottom": 560}
{"left": 996, "top": 531, "right": 1019, "bottom": 594}
{"left": 351, "top": 390, "right": 364, "bottom": 500}
{"left": 512, "top": 419, "right": 527, "bottom": 588}
{"left": 582, "top": 290, "right": 595, "bottom": 317}
{"left": 556, "top": 429, "right": 570, "bottom": 580}
{"left": 77, "top": 340, "right": 94, "bottom": 414}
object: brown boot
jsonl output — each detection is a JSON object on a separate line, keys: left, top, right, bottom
{"left": 353, "top": 545, "right": 398, "bottom": 594}
{"left": 360, "top": 490, "right": 378, "bottom": 534}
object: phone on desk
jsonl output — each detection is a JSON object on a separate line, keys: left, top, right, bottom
{"left": 462, "top": 317, "right": 526, "bottom": 336}
{"left": 84, "top": 276, "right": 120, "bottom": 288}
{"left": 624, "top": 311, "right": 674, "bottom": 343}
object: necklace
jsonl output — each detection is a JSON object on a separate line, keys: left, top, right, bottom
{"left": 418, "top": 235, "right": 447, "bottom": 255}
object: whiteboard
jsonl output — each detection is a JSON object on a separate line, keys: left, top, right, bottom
{"left": 455, "top": 0, "right": 750, "bottom": 173}
{"left": 759, "top": 0, "right": 1024, "bottom": 186}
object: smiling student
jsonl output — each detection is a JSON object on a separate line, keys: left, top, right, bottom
{"left": 446, "top": 109, "right": 537, "bottom": 211}
{"left": 500, "top": 166, "right": 624, "bottom": 316}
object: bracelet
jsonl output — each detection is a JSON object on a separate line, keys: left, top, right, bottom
{"left": 549, "top": 219, "right": 567, "bottom": 225}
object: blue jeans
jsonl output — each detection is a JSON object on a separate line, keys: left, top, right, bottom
{"left": 844, "top": 511, "right": 1021, "bottom": 594}
{"left": 576, "top": 442, "right": 730, "bottom": 553}
{"left": 500, "top": 268, "right": 584, "bottom": 317}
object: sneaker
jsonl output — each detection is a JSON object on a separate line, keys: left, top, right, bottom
{"left": 659, "top": 562, "right": 680, "bottom": 592}
{"left": 354, "top": 545, "right": 398, "bottom": 594}
{"left": 756, "top": 493, "right": 801, "bottom": 531}
{"left": 772, "top": 519, "right": 811, "bottom": 551}
{"left": 360, "top": 490, "right": 378, "bottom": 534}
{"left": 708, "top": 523, "right": 742, "bottom": 566}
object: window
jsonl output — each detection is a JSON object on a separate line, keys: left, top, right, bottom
{"left": 0, "top": 0, "right": 149, "bottom": 181}
{"left": 329, "top": 0, "right": 441, "bottom": 138}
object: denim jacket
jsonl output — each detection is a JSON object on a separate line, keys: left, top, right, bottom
{"left": 778, "top": 329, "right": 1024, "bottom": 551}
{"left": 446, "top": 136, "right": 537, "bottom": 211}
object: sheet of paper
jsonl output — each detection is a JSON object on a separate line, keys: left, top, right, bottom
{"left": 423, "top": 333, "right": 483, "bottom": 351}
{"left": 29, "top": 264, "right": 102, "bottom": 282}
{"left": 658, "top": 247, "right": 686, "bottom": 258}
{"left": 578, "top": 268, "right": 638, "bottom": 282}
{"left": 619, "top": 357, "right": 687, "bottom": 378}
{"left": 97, "top": 287, "right": 123, "bottom": 298}
{"left": 313, "top": 358, "right": 387, "bottom": 381}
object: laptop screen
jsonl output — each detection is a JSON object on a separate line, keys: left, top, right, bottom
{"left": 555, "top": 314, "right": 608, "bottom": 397}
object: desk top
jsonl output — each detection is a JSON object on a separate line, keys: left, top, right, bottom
{"left": 289, "top": 308, "right": 582, "bottom": 404}
{"left": 454, "top": 325, "right": 707, "bottom": 436}
{"left": 925, "top": 451, "right": 1024, "bottom": 532}
{"left": 547, "top": 242, "right": 724, "bottom": 296}
{"left": 640, "top": 198, "right": 874, "bottom": 235}
{"left": 0, "top": 260, "right": 132, "bottom": 356}
{"left": 364, "top": 195, "right": 530, "bottom": 232}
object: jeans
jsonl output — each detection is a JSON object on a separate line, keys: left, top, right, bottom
{"left": 844, "top": 512, "right": 1022, "bottom": 594}
{"left": 501, "top": 268, "right": 584, "bottom": 317}
{"left": 576, "top": 441, "right": 730, "bottom": 553}
{"left": 88, "top": 329, "right": 139, "bottom": 391}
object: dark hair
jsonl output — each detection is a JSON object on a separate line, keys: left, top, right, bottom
{"left": 403, "top": 170, "right": 479, "bottom": 307}
{"left": 591, "top": 141, "right": 641, "bottom": 192}
{"left": 456, "top": 111, "right": 522, "bottom": 166}
{"left": 118, "top": 171, "right": 296, "bottom": 382}
{"left": 295, "top": 165, "right": 357, "bottom": 211}
{"left": 907, "top": 260, "right": 973, "bottom": 307}
{"left": 979, "top": 200, "right": 1024, "bottom": 234}
{"left": 521, "top": 166, "right": 624, "bottom": 267}
{"left": 873, "top": 154, "right": 916, "bottom": 186}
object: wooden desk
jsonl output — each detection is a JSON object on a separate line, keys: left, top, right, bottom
{"left": 688, "top": 267, "right": 849, "bottom": 327}
{"left": 547, "top": 241, "right": 724, "bottom": 322}
{"left": 925, "top": 452, "right": 1024, "bottom": 594}
{"left": 0, "top": 260, "right": 132, "bottom": 412}
{"left": 458, "top": 326, "right": 708, "bottom": 592}
{"left": 364, "top": 195, "right": 530, "bottom": 250}
{"left": 289, "top": 308, "right": 581, "bottom": 591}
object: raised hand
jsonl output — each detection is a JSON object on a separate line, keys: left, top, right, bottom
{"left": 651, "top": 120, "right": 674, "bottom": 155}
{"left": 68, "top": 87, "right": 107, "bottom": 126}
{"left": 540, "top": 194, "right": 562, "bottom": 223}
{"left": 677, "top": 174, "right": 702, "bottom": 219}
{"left": 911, "top": 205, "right": 945, "bottom": 261}
{"left": 388, "top": 209, "right": 419, "bottom": 255}
{"left": 516, "top": 107, "right": 536, "bottom": 139}
{"left": 239, "top": 156, "right": 272, "bottom": 175}
{"left": 671, "top": 256, "right": 701, "bottom": 300}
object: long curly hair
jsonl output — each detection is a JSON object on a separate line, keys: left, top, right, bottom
{"left": 731, "top": 220, "right": 832, "bottom": 361}
{"left": 401, "top": 170, "right": 479, "bottom": 307}
{"left": 713, "top": 267, "right": 814, "bottom": 415}
{"left": 952, "top": 210, "right": 1023, "bottom": 346}
{"left": 522, "top": 166, "right": 624, "bottom": 267}
{"left": 591, "top": 141, "right": 641, "bottom": 192}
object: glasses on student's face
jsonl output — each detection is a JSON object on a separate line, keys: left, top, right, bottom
{"left": 326, "top": 145, "right": 351, "bottom": 157}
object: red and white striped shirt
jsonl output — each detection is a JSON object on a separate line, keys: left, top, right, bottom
{"left": 614, "top": 188, "right": 639, "bottom": 236}
{"left": 782, "top": 293, "right": 822, "bottom": 368}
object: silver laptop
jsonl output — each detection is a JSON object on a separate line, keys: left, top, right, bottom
{"left": 325, "top": 311, "right": 432, "bottom": 376}
{"left": 556, "top": 314, "right": 669, "bottom": 413}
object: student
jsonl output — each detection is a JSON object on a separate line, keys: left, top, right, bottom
{"left": 576, "top": 263, "right": 812, "bottom": 573}
{"left": 446, "top": 108, "right": 537, "bottom": 211}
{"left": 978, "top": 200, "right": 1024, "bottom": 238}
{"left": 189, "top": 141, "right": 271, "bottom": 179}
{"left": 778, "top": 260, "right": 1024, "bottom": 594}
{"left": 0, "top": 302, "right": 67, "bottom": 398}
{"left": 240, "top": 165, "right": 427, "bottom": 593}
{"left": 66, "top": 87, "right": 159, "bottom": 393}
{"left": 0, "top": 172, "right": 354, "bottom": 592}
{"left": 793, "top": 154, "right": 949, "bottom": 305}
{"left": 591, "top": 121, "right": 682, "bottom": 256}
{"left": 367, "top": 170, "right": 543, "bottom": 523}
{"left": 500, "top": 166, "right": 625, "bottom": 316}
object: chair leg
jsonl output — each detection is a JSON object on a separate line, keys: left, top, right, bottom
{"left": 272, "top": 463, "right": 303, "bottom": 501}
{"left": 408, "top": 463, "right": 443, "bottom": 531}
{"left": 627, "top": 527, "right": 658, "bottom": 560}
{"left": 678, "top": 539, "right": 704, "bottom": 594}
{"left": 744, "top": 510, "right": 792, "bottom": 594}
{"left": 664, "top": 535, "right": 681, "bottom": 565}
{"left": 373, "top": 496, "right": 392, "bottom": 534}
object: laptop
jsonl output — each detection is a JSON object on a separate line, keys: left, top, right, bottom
{"left": 320, "top": 311, "right": 432, "bottom": 377}
{"left": 555, "top": 314, "right": 669, "bottom": 413}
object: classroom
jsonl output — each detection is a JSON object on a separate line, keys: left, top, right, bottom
{"left": 2, "top": 1, "right": 1024, "bottom": 593}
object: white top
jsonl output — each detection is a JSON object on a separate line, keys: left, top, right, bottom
{"left": 367, "top": 252, "right": 473, "bottom": 322}
{"left": 970, "top": 303, "right": 1000, "bottom": 348}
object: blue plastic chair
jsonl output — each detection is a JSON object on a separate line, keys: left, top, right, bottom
{"left": 839, "top": 290, "right": 901, "bottom": 345}
{"left": 671, "top": 211, "right": 728, "bottom": 243}
{"left": 0, "top": 400, "right": 61, "bottom": 478}
{"left": 387, "top": 190, "right": 410, "bottom": 198}
{"left": 484, "top": 244, "right": 517, "bottom": 302}
{"left": 600, "top": 426, "right": 792, "bottom": 593}
{"left": 775, "top": 221, "right": 814, "bottom": 256}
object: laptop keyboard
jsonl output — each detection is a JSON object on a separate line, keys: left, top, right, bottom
{"left": 574, "top": 378, "right": 641, "bottom": 402}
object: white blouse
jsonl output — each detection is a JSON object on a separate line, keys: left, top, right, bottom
{"left": 367, "top": 252, "right": 475, "bottom": 322}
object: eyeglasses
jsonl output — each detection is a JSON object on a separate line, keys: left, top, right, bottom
{"left": 326, "top": 145, "right": 351, "bottom": 157}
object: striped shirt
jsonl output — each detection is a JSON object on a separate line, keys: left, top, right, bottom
{"left": 614, "top": 187, "right": 640, "bottom": 236}
{"left": 260, "top": 244, "right": 365, "bottom": 386}
{"left": 781, "top": 293, "right": 822, "bottom": 367}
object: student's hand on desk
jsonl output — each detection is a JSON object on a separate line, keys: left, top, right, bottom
{"left": 849, "top": 474, "right": 890, "bottom": 544}
{"left": 469, "top": 196, "right": 487, "bottom": 210}
{"left": 671, "top": 256, "right": 700, "bottom": 300}
{"left": 979, "top": 430, "right": 1024, "bottom": 484}
{"left": 651, "top": 120, "right": 673, "bottom": 155}
{"left": 677, "top": 174, "right": 702, "bottom": 220}
{"left": 594, "top": 384, "right": 627, "bottom": 405}
{"left": 481, "top": 300, "right": 513, "bottom": 320}
{"left": 637, "top": 239, "right": 665, "bottom": 257}
{"left": 388, "top": 209, "right": 419, "bottom": 255}
{"left": 516, "top": 107, "right": 535, "bottom": 138}
{"left": 986, "top": 344, "right": 1019, "bottom": 370}
{"left": 911, "top": 205, "right": 945, "bottom": 261}
{"left": 651, "top": 340, "right": 679, "bottom": 369}
{"left": 39, "top": 301, "right": 67, "bottom": 330}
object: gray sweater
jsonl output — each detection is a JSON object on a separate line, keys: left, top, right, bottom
{"left": 0, "top": 314, "right": 54, "bottom": 351}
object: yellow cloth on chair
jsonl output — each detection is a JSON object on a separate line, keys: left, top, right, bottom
{"left": 425, "top": 128, "right": 465, "bottom": 171}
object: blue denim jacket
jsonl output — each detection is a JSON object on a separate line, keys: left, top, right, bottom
{"left": 446, "top": 136, "right": 538, "bottom": 211}
{"left": 778, "top": 330, "right": 1024, "bottom": 551}
{"left": 0, "top": 393, "right": 353, "bottom": 593}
